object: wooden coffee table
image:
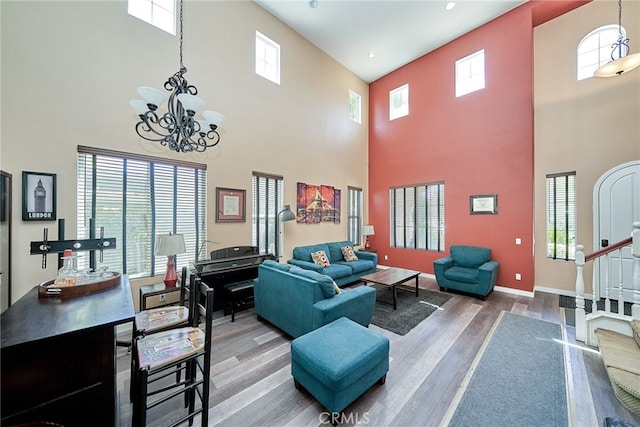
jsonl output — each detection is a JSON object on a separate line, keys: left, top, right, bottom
{"left": 361, "top": 267, "right": 420, "bottom": 310}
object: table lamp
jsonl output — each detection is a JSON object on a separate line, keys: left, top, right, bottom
{"left": 155, "top": 233, "right": 186, "bottom": 287}
{"left": 362, "top": 225, "right": 375, "bottom": 250}
{"left": 274, "top": 205, "right": 296, "bottom": 258}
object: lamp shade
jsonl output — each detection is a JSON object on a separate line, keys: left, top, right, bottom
{"left": 279, "top": 205, "right": 296, "bottom": 222}
{"left": 202, "top": 110, "right": 225, "bottom": 127}
{"left": 129, "top": 99, "right": 148, "bottom": 115}
{"left": 594, "top": 52, "right": 640, "bottom": 77}
{"left": 137, "top": 86, "right": 168, "bottom": 109}
{"left": 362, "top": 225, "right": 375, "bottom": 236}
{"left": 155, "top": 233, "right": 186, "bottom": 256}
{"left": 177, "top": 93, "right": 204, "bottom": 114}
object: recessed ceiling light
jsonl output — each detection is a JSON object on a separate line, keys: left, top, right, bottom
{"left": 309, "top": 0, "right": 318, "bottom": 8}
{"left": 445, "top": 2, "right": 456, "bottom": 11}
{"left": 368, "top": 52, "right": 375, "bottom": 59}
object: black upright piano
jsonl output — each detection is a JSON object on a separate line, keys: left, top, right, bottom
{"left": 193, "top": 246, "right": 275, "bottom": 311}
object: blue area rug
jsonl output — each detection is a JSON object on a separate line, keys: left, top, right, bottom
{"left": 445, "top": 311, "right": 568, "bottom": 426}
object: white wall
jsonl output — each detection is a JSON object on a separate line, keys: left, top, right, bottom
{"left": 1, "top": 1, "right": 369, "bottom": 302}
{"left": 534, "top": 0, "right": 640, "bottom": 294}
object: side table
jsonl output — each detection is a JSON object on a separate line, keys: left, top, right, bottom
{"left": 139, "top": 283, "right": 182, "bottom": 311}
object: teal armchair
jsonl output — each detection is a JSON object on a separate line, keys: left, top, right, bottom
{"left": 433, "top": 245, "right": 499, "bottom": 298}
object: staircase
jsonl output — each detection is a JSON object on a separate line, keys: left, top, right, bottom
{"left": 574, "top": 222, "right": 640, "bottom": 346}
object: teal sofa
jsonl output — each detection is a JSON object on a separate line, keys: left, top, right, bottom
{"left": 254, "top": 261, "right": 377, "bottom": 338}
{"left": 287, "top": 241, "right": 378, "bottom": 287}
{"left": 433, "top": 245, "right": 499, "bottom": 298}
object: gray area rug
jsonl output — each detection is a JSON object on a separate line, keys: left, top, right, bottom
{"left": 370, "top": 286, "right": 452, "bottom": 335}
{"left": 446, "top": 311, "right": 568, "bottom": 427}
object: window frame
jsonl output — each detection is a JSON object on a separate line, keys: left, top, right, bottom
{"left": 577, "top": 25, "right": 625, "bottom": 81}
{"left": 252, "top": 171, "right": 285, "bottom": 257}
{"left": 546, "top": 171, "right": 577, "bottom": 261}
{"left": 255, "top": 31, "right": 281, "bottom": 85}
{"left": 349, "top": 90, "right": 362, "bottom": 124}
{"left": 128, "top": 0, "right": 177, "bottom": 35}
{"left": 455, "top": 49, "right": 485, "bottom": 97}
{"left": 389, "top": 182, "right": 445, "bottom": 252}
{"left": 389, "top": 83, "right": 409, "bottom": 121}
{"left": 347, "top": 186, "right": 363, "bottom": 245}
{"left": 76, "top": 145, "right": 207, "bottom": 278}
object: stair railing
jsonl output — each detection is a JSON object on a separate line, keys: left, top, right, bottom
{"left": 574, "top": 222, "right": 640, "bottom": 343}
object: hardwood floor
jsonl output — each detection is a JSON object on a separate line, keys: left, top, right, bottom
{"left": 116, "top": 277, "right": 640, "bottom": 426}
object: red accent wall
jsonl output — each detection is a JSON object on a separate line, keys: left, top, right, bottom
{"left": 369, "top": 6, "right": 537, "bottom": 292}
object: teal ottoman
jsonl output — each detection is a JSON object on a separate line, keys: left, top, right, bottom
{"left": 290, "top": 317, "right": 389, "bottom": 414}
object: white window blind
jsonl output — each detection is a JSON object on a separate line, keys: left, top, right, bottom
{"left": 347, "top": 186, "right": 363, "bottom": 245}
{"left": 546, "top": 172, "right": 577, "bottom": 261}
{"left": 390, "top": 183, "right": 445, "bottom": 251}
{"left": 77, "top": 146, "right": 206, "bottom": 277}
{"left": 252, "top": 172, "right": 284, "bottom": 256}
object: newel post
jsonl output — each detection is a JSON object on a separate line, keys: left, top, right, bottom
{"left": 632, "top": 222, "right": 640, "bottom": 319}
{"left": 575, "top": 244, "right": 586, "bottom": 342}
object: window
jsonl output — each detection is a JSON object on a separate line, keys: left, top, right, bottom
{"left": 255, "top": 31, "right": 281, "bottom": 85}
{"left": 546, "top": 172, "right": 577, "bottom": 261}
{"left": 455, "top": 49, "right": 485, "bottom": 97}
{"left": 347, "top": 186, "right": 363, "bottom": 245}
{"left": 577, "top": 25, "right": 625, "bottom": 80}
{"left": 389, "top": 84, "right": 409, "bottom": 120}
{"left": 128, "top": 0, "right": 176, "bottom": 35}
{"left": 349, "top": 90, "right": 362, "bottom": 124}
{"left": 390, "top": 183, "right": 445, "bottom": 251}
{"left": 77, "top": 146, "right": 207, "bottom": 277}
{"left": 252, "top": 172, "right": 284, "bottom": 256}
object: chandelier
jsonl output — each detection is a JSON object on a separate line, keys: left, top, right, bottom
{"left": 129, "top": 0, "right": 224, "bottom": 153}
{"left": 594, "top": 0, "right": 640, "bottom": 77}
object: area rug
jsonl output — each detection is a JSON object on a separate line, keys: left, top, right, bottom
{"left": 369, "top": 286, "right": 452, "bottom": 335}
{"left": 443, "top": 311, "right": 568, "bottom": 426}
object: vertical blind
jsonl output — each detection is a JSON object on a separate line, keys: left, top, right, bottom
{"left": 546, "top": 172, "right": 577, "bottom": 261}
{"left": 252, "top": 172, "right": 284, "bottom": 256}
{"left": 77, "top": 146, "right": 207, "bottom": 277}
{"left": 347, "top": 186, "right": 363, "bottom": 245}
{"left": 389, "top": 183, "right": 445, "bottom": 251}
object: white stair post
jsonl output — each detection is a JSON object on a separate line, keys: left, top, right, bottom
{"left": 575, "top": 244, "right": 586, "bottom": 342}
{"left": 632, "top": 222, "right": 640, "bottom": 319}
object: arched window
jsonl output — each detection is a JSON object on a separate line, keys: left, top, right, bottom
{"left": 577, "top": 25, "right": 626, "bottom": 80}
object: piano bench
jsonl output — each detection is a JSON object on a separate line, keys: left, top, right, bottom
{"left": 224, "top": 281, "right": 255, "bottom": 322}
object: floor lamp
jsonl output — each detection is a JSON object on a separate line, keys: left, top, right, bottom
{"left": 274, "top": 205, "right": 296, "bottom": 259}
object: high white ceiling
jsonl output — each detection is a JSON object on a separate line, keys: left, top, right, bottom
{"left": 256, "top": 0, "right": 527, "bottom": 83}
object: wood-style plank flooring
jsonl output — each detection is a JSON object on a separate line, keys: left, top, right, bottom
{"left": 116, "top": 277, "right": 640, "bottom": 426}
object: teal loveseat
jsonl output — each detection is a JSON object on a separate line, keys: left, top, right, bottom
{"left": 254, "top": 261, "right": 377, "bottom": 338}
{"left": 287, "top": 241, "right": 378, "bottom": 287}
{"left": 433, "top": 245, "right": 499, "bottom": 298}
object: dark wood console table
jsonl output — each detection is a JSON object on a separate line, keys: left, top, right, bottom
{"left": 1, "top": 275, "right": 135, "bottom": 426}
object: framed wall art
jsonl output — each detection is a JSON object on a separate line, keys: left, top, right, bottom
{"left": 470, "top": 194, "right": 498, "bottom": 215}
{"left": 216, "top": 187, "right": 246, "bottom": 222}
{"left": 22, "top": 171, "right": 57, "bottom": 221}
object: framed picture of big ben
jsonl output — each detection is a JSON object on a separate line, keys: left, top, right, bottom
{"left": 22, "top": 171, "right": 57, "bottom": 221}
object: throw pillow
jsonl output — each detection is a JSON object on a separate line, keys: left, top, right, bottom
{"left": 311, "top": 250, "right": 331, "bottom": 267}
{"left": 333, "top": 280, "right": 341, "bottom": 295}
{"left": 341, "top": 246, "right": 358, "bottom": 262}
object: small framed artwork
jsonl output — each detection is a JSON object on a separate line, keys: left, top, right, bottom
{"left": 22, "top": 171, "right": 57, "bottom": 221}
{"left": 470, "top": 194, "right": 498, "bottom": 215}
{"left": 216, "top": 187, "right": 246, "bottom": 222}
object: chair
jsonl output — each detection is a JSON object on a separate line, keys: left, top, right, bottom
{"left": 433, "top": 245, "right": 499, "bottom": 298}
{"left": 129, "top": 267, "right": 192, "bottom": 400}
{"left": 131, "top": 277, "right": 214, "bottom": 427}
